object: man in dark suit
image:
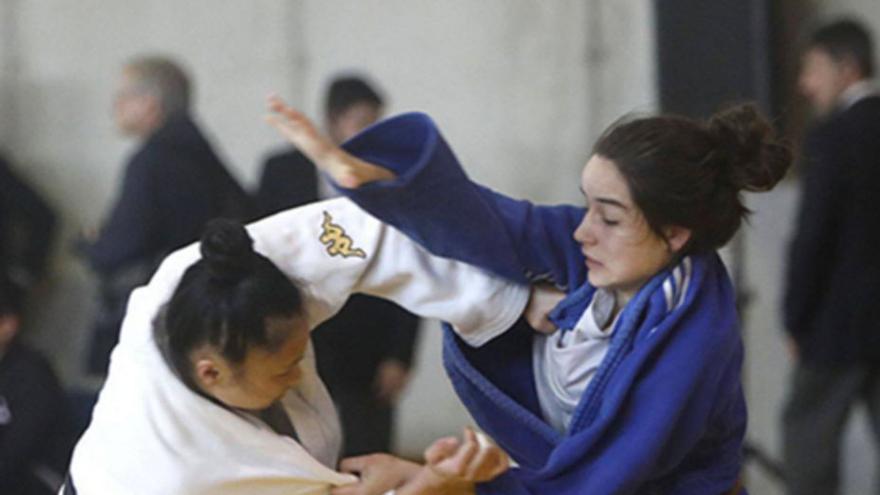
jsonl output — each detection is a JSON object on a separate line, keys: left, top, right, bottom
{"left": 257, "top": 76, "right": 420, "bottom": 456}
{"left": 79, "top": 56, "right": 251, "bottom": 375}
{"left": 783, "top": 19, "right": 880, "bottom": 495}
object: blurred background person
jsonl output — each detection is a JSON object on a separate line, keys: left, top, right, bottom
{"left": 0, "top": 276, "right": 74, "bottom": 495}
{"left": 782, "top": 18, "right": 880, "bottom": 495}
{"left": 0, "top": 153, "right": 56, "bottom": 292}
{"left": 257, "top": 75, "right": 421, "bottom": 457}
{"left": 75, "top": 56, "right": 252, "bottom": 376}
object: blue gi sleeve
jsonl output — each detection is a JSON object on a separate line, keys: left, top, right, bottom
{"left": 339, "top": 112, "right": 587, "bottom": 290}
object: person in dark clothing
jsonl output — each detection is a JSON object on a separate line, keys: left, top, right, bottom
{"left": 782, "top": 19, "right": 880, "bottom": 495}
{"left": 0, "top": 277, "right": 74, "bottom": 495}
{"left": 256, "top": 150, "right": 319, "bottom": 217}
{"left": 256, "top": 76, "right": 420, "bottom": 456}
{"left": 78, "top": 56, "right": 251, "bottom": 375}
{"left": 0, "top": 154, "right": 56, "bottom": 290}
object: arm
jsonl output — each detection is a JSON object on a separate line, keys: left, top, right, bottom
{"left": 265, "top": 97, "right": 587, "bottom": 290}
{"left": 331, "top": 429, "right": 508, "bottom": 495}
{"left": 247, "top": 198, "right": 529, "bottom": 345}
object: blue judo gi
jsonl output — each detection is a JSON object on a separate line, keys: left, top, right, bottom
{"left": 336, "top": 113, "right": 747, "bottom": 494}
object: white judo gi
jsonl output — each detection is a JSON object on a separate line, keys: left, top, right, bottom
{"left": 67, "top": 198, "right": 528, "bottom": 495}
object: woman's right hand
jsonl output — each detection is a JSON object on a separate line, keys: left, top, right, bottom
{"left": 265, "top": 95, "right": 396, "bottom": 188}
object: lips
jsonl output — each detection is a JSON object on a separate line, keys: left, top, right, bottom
{"left": 584, "top": 254, "right": 602, "bottom": 267}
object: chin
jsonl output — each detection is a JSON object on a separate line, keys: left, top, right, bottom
{"left": 587, "top": 273, "right": 608, "bottom": 288}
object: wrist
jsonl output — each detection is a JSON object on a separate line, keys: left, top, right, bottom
{"left": 397, "top": 466, "right": 474, "bottom": 495}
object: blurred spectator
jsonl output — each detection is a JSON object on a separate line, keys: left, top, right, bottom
{"left": 257, "top": 76, "right": 420, "bottom": 456}
{"left": 0, "top": 153, "right": 56, "bottom": 291}
{"left": 76, "top": 56, "right": 252, "bottom": 375}
{"left": 0, "top": 276, "right": 74, "bottom": 495}
{"left": 783, "top": 19, "right": 880, "bottom": 495}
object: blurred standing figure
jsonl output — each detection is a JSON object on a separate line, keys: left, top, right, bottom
{"left": 783, "top": 19, "right": 880, "bottom": 495}
{"left": 78, "top": 56, "right": 251, "bottom": 375}
{"left": 257, "top": 76, "right": 420, "bottom": 456}
{"left": 0, "top": 276, "right": 74, "bottom": 495}
{"left": 0, "top": 154, "right": 56, "bottom": 291}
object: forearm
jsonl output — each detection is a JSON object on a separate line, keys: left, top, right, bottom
{"left": 246, "top": 198, "right": 528, "bottom": 342}
{"left": 395, "top": 467, "right": 474, "bottom": 495}
{"left": 338, "top": 118, "right": 585, "bottom": 287}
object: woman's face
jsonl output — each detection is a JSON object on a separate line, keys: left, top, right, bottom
{"left": 573, "top": 155, "right": 686, "bottom": 304}
{"left": 197, "top": 315, "right": 310, "bottom": 411}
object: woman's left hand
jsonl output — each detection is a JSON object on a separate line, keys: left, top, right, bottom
{"left": 265, "top": 94, "right": 396, "bottom": 189}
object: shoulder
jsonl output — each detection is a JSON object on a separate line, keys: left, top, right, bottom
{"left": 263, "top": 149, "right": 316, "bottom": 174}
{"left": 0, "top": 344, "right": 57, "bottom": 383}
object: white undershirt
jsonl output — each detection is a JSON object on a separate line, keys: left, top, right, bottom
{"left": 533, "top": 298, "right": 619, "bottom": 433}
{"left": 840, "top": 79, "right": 880, "bottom": 109}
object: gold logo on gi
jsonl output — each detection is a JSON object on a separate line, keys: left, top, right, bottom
{"left": 320, "top": 211, "right": 366, "bottom": 259}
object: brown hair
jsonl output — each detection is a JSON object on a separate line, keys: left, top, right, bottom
{"left": 593, "top": 103, "right": 792, "bottom": 255}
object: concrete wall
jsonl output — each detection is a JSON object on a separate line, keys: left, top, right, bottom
{"left": 4, "top": 0, "right": 656, "bottom": 456}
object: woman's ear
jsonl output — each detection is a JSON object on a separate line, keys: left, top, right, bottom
{"left": 663, "top": 225, "right": 692, "bottom": 254}
{"left": 194, "top": 358, "right": 223, "bottom": 388}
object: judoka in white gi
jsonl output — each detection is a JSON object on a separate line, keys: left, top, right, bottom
{"left": 65, "top": 199, "right": 516, "bottom": 495}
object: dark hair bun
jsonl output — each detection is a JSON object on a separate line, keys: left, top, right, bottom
{"left": 199, "top": 218, "right": 255, "bottom": 284}
{"left": 707, "top": 103, "right": 792, "bottom": 192}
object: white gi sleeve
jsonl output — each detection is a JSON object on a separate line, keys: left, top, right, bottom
{"left": 247, "top": 197, "right": 528, "bottom": 346}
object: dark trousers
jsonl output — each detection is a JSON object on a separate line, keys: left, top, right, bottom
{"left": 782, "top": 362, "right": 880, "bottom": 495}
{"left": 333, "top": 387, "right": 394, "bottom": 457}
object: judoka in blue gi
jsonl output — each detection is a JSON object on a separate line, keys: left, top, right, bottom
{"left": 266, "top": 97, "right": 793, "bottom": 494}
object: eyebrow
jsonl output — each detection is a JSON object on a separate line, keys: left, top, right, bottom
{"left": 596, "top": 197, "right": 629, "bottom": 210}
{"left": 580, "top": 188, "right": 629, "bottom": 211}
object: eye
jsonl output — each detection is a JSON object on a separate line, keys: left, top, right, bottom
{"left": 602, "top": 218, "right": 620, "bottom": 226}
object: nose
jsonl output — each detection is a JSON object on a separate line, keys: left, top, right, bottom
{"left": 573, "top": 210, "right": 597, "bottom": 246}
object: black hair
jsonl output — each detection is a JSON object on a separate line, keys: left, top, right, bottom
{"left": 0, "top": 275, "right": 23, "bottom": 317}
{"left": 807, "top": 19, "right": 875, "bottom": 78}
{"left": 156, "top": 219, "right": 304, "bottom": 390}
{"left": 325, "top": 76, "right": 383, "bottom": 121}
{"left": 593, "top": 103, "right": 792, "bottom": 256}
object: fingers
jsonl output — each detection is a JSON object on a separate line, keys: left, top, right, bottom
{"left": 465, "top": 442, "right": 508, "bottom": 481}
{"left": 424, "top": 436, "right": 460, "bottom": 465}
{"left": 329, "top": 485, "right": 358, "bottom": 495}
{"left": 427, "top": 429, "right": 510, "bottom": 483}
{"left": 524, "top": 283, "right": 565, "bottom": 334}
{"left": 430, "top": 428, "right": 479, "bottom": 479}
{"left": 263, "top": 93, "right": 397, "bottom": 188}
{"left": 264, "top": 94, "right": 333, "bottom": 162}
{"left": 338, "top": 454, "right": 374, "bottom": 474}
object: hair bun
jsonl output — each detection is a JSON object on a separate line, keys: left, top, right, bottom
{"left": 707, "top": 103, "right": 792, "bottom": 192}
{"left": 199, "top": 218, "right": 255, "bottom": 284}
